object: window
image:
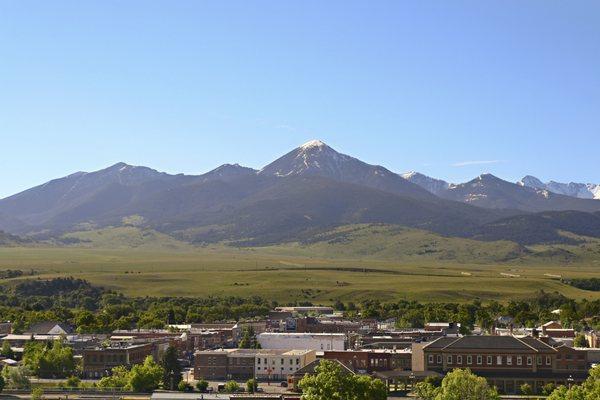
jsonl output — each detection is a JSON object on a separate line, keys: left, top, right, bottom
{"left": 487, "top": 356, "right": 492, "bottom": 365}
{"left": 447, "top": 355, "right": 452, "bottom": 364}
{"left": 497, "top": 356, "right": 502, "bottom": 365}
{"left": 477, "top": 355, "right": 482, "bottom": 365}
{"left": 437, "top": 355, "right": 442, "bottom": 364}
{"left": 457, "top": 355, "right": 462, "bottom": 364}
{"left": 546, "top": 356, "right": 551, "bottom": 365}
{"left": 467, "top": 355, "right": 472, "bottom": 365}
{"left": 258, "top": 358, "right": 261, "bottom": 364}
{"left": 527, "top": 356, "right": 533, "bottom": 366}
{"left": 537, "top": 356, "right": 542, "bottom": 365}
{"left": 296, "top": 358, "right": 300, "bottom": 365}
{"left": 281, "top": 358, "right": 284, "bottom": 365}
{"left": 507, "top": 356, "right": 512, "bottom": 365}
{"left": 517, "top": 356, "right": 522, "bottom": 365}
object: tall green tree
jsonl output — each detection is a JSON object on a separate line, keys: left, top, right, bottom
{"left": 1, "top": 366, "right": 31, "bottom": 389}
{"left": 246, "top": 378, "right": 257, "bottom": 394}
{"left": 23, "top": 340, "right": 75, "bottom": 378}
{"left": 299, "top": 360, "right": 387, "bottom": 400}
{"left": 161, "top": 345, "right": 182, "bottom": 390}
{"left": 414, "top": 369, "right": 499, "bottom": 400}
{"left": 127, "top": 356, "right": 164, "bottom": 393}
{"left": 548, "top": 365, "right": 600, "bottom": 399}
{"left": 238, "top": 326, "right": 261, "bottom": 349}
{"left": 98, "top": 366, "right": 129, "bottom": 388}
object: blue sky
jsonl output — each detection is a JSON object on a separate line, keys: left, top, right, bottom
{"left": 1, "top": 1, "right": 599, "bottom": 198}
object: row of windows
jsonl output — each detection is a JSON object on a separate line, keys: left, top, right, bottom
{"left": 257, "top": 358, "right": 301, "bottom": 365}
{"left": 257, "top": 366, "right": 298, "bottom": 372}
{"left": 428, "top": 354, "right": 552, "bottom": 367}
{"left": 88, "top": 354, "right": 126, "bottom": 363}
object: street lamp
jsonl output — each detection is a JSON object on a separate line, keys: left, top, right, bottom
{"left": 567, "top": 375, "right": 574, "bottom": 389}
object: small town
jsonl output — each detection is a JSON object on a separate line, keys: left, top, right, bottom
{"left": 2, "top": 1, "right": 600, "bottom": 399}
{"left": 1, "top": 304, "right": 599, "bottom": 399}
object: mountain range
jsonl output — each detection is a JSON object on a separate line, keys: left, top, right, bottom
{"left": 1, "top": 140, "right": 600, "bottom": 246}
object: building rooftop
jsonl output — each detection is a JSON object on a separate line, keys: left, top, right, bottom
{"left": 195, "top": 348, "right": 314, "bottom": 356}
{"left": 258, "top": 332, "right": 345, "bottom": 337}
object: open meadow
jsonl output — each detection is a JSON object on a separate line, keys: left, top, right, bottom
{"left": 1, "top": 238, "right": 600, "bottom": 303}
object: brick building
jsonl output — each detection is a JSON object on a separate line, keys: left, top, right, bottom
{"left": 422, "top": 335, "right": 589, "bottom": 394}
{"left": 81, "top": 342, "right": 155, "bottom": 378}
{"left": 194, "top": 348, "right": 316, "bottom": 381}
{"left": 323, "top": 349, "right": 411, "bottom": 374}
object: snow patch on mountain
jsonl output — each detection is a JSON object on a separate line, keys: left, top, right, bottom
{"left": 519, "top": 176, "right": 600, "bottom": 200}
{"left": 300, "top": 139, "right": 327, "bottom": 150}
{"left": 401, "top": 171, "right": 451, "bottom": 196}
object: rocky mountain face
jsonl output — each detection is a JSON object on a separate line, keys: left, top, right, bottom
{"left": 259, "top": 140, "right": 436, "bottom": 200}
{"left": 405, "top": 173, "right": 600, "bottom": 213}
{"left": 0, "top": 140, "right": 599, "bottom": 246}
{"left": 401, "top": 171, "right": 451, "bottom": 196}
{"left": 519, "top": 175, "right": 600, "bottom": 200}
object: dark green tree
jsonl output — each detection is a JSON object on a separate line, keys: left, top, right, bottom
{"left": 161, "top": 345, "right": 182, "bottom": 390}
{"left": 1, "top": 340, "right": 14, "bottom": 359}
{"left": 196, "top": 379, "right": 209, "bottom": 392}
{"left": 573, "top": 334, "right": 589, "bottom": 348}
{"left": 246, "top": 378, "right": 257, "bottom": 393}
{"left": 299, "top": 360, "right": 387, "bottom": 400}
{"left": 238, "top": 326, "right": 261, "bottom": 349}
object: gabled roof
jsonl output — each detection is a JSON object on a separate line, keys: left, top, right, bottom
{"left": 25, "top": 321, "right": 73, "bottom": 335}
{"left": 442, "top": 336, "right": 535, "bottom": 351}
{"left": 291, "top": 359, "right": 355, "bottom": 377}
{"left": 519, "top": 336, "right": 557, "bottom": 352}
{"left": 422, "top": 337, "right": 458, "bottom": 350}
{"left": 424, "top": 335, "right": 565, "bottom": 353}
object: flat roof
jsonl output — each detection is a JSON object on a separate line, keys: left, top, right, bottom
{"left": 196, "top": 348, "right": 314, "bottom": 356}
{"left": 258, "top": 332, "right": 345, "bottom": 337}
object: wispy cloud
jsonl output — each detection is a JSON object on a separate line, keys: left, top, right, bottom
{"left": 274, "top": 124, "right": 297, "bottom": 132}
{"left": 452, "top": 160, "right": 503, "bottom": 167}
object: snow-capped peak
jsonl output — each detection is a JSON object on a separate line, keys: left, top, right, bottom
{"left": 518, "top": 175, "right": 545, "bottom": 189}
{"left": 401, "top": 171, "right": 418, "bottom": 179}
{"left": 300, "top": 139, "right": 327, "bottom": 150}
{"left": 519, "top": 176, "right": 600, "bottom": 200}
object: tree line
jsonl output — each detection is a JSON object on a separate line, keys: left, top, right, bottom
{"left": 1, "top": 278, "right": 600, "bottom": 335}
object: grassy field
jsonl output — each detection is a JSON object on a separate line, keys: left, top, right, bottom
{"left": 2, "top": 226, "right": 600, "bottom": 303}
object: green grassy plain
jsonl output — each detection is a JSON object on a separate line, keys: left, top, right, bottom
{"left": 2, "top": 225, "right": 600, "bottom": 304}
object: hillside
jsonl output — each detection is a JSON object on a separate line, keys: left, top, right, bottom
{"left": 473, "top": 210, "right": 600, "bottom": 245}
{"left": 0, "top": 230, "right": 31, "bottom": 246}
{"left": 265, "top": 224, "right": 528, "bottom": 263}
{"left": 1, "top": 140, "right": 599, "bottom": 248}
{"left": 60, "top": 226, "right": 193, "bottom": 250}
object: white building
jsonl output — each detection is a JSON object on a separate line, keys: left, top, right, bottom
{"left": 257, "top": 332, "right": 346, "bottom": 351}
{"left": 255, "top": 349, "right": 316, "bottom": 380}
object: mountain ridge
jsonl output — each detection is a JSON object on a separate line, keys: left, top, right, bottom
{"left": 1, "top": 140, "right": 599, "bottom": 246}
{"left": 518, "top": 175, "right": 600, "bottom": 200}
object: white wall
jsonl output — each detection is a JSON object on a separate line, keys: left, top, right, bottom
{"left": 257, "top": 334, "right": 345, "bottom": 351}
